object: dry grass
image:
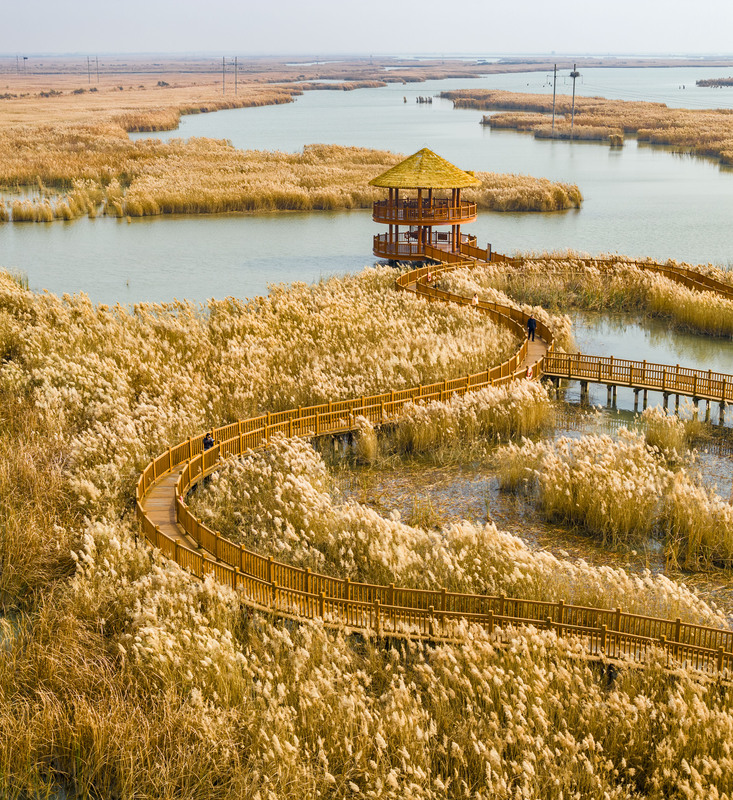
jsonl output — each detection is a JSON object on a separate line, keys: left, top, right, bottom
{"left": 443, "top": 89, "right": 733, "bottom": 165}
{"left": 466, "top": 171, "right": 582, "bottom": 212}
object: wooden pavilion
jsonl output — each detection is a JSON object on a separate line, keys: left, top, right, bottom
{"left": 370, "top": 148, "right": 484, "bottom": 261}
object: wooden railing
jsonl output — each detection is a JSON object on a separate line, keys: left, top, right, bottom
{"left": 373, "top": 232, "right": 477, "bottom": 259}
{"left": 373, "top": 199, "right": 478, "bottom": 224}
{"left": 135, "top": 255, "right": 733, "bottom": 680}
{"left": 544, "top": 351, "right": 733, "bottom": 402}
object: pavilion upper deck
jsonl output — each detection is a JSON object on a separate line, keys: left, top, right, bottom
{"left": 373, "top": 198, "right": 478, "bottom": 225}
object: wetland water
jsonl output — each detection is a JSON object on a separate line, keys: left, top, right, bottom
{"left": 4, "top": 67, "right": 733, "bottom": 304}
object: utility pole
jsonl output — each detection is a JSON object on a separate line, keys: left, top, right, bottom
{"left": 16, "top": 55, "right": 19, "bottom": 74}
{"left": 87, "top": 56, "right": 91, "bottom": 84}
{"left": 96, "top": 55, "right": 99, "bottom": 83}
{"left": 234, "top": 56, "right": 238, "bottom": 96}
{"left": 570, "top": 64, "right": 580, "bottom": 140}
{"left": 551, "top": 63, "right": 557, "bottom": 136}
{"left": 222, "top": 56, "right": 226, "bottom": 95}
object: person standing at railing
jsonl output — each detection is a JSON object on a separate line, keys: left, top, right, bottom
{"left": 203, "top": 432, "right": 214, "bottom": 451}
{"left": 471, "top": 293, "right": 479, "bottom": 306}
{"left": 527, "top": 314, "right": 537, "bottom": 342}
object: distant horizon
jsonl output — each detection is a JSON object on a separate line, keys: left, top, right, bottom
{"left": 3, "top": 51, "right": 733, "bottom": 60}
{"left": 4, "top": 0, "right": 733, "bottom": 59}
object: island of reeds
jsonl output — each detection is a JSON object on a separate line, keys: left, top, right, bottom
{"left": 441, "top": 88, "right": 733, "bottom": 163}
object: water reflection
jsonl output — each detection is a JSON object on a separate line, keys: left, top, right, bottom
{"left": 564, "top": 310, "right": 733, "bottom": 412}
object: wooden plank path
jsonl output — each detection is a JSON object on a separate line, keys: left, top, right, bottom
{"left": 135, "top": 255, "right": 733, "bottom": 681}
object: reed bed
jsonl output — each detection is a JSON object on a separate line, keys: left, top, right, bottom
{"left": 697, "top": 77, "right": 733, "bottom": 87}
{"left": 393, "top": 379, "right": 552, "bottom": 455}
{"left": 444, "top": 254, "right": 733, "bottom": 338}
{"left": 496, "top": 429, "right": 673, "bottom": 546}
{"left": 443, "top": 89, "right": 733, "bottom": 165}
{"left": 0, "top": 130, "right": 583, "bottom": 220}
{"left": 1, "top": 265, "right": 732, "bottom": 798}
{"left": 663, "top": 475, "right": 733, "bottom": 569}
{"left": 0, "top": 74, "right": 585, "bottom": 222}
{"left": 640, "top": 405, "right": 698, "bottom": 462}
{"left": 496, "top": 425, "right": 733, "bottom": 568}
{"left": 465, "top": 171, "right": 582, "bottom": 212}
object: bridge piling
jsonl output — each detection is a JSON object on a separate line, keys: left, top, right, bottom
{"left": 705, "top": 400, "right": 711, "bottom": 423}
{"left": 720, "top": 401, "right": 726, "bottom": 427}
{"left": 643, "top": 389, "right": 648, "bottom": 410}
{"left": 663, "top": 392, "right": 669, "bottom": 410}
{"left": 675, "top": 394, "right": 680, "bottom": 414}
{"left": 606, "top": 384, "right": 613, "bottom": 406}
{"left": 580, "top": 380, "right": 589, "bottom": 405}
{"left": 634, "top": 389, "right": 640, "bottom": 412}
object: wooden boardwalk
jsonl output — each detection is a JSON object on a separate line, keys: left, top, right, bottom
{"left": 136, "top": 255, "right": 733, "bottom": 681}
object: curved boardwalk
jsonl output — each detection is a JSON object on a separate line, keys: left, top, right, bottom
{"left": 137, "top": 255, "right": 733, "bottom": 680}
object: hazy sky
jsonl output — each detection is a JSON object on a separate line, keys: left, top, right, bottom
{"left": 2, "top": 0, "right": 732, "bottom": 57}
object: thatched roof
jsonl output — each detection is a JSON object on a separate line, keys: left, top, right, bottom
{"left": 369, "top": 148, "right": 481, "bottom": 189}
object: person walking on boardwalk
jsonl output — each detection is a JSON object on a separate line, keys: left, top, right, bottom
{"left": 527, "top": 314, "right": 537, "bottom": 342}
{"left": 203, "top": 432, "right": 214, "bottom": 451}
{"left": 472, "top": 292, "right": 479, "bottom": 306}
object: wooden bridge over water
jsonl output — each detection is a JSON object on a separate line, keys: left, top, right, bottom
{"left": 136, "top": 253, "right": 733, "bottom": 681}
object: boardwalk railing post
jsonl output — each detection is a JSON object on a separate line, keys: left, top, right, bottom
{"left": 429, "top": 605, "right": 435, "bottom": 638}
{"left": 600, "top": 625, "right": 607, "bottom": 653}
{"left": 374, "top": 599, "right": 382, "bottom": 637}
{"left": 319, "top": 591, "right": 325, "bottom": 620}
{"left": 718, "top": 646, "right": 725, "bottom": 674}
